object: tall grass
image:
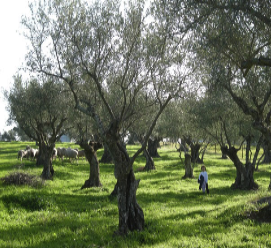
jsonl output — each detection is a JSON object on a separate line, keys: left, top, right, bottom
{"left": 0, "top": 141, "right": 271, "bottom": 247}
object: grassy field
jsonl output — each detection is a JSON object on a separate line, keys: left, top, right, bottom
{"left": 0, "top": 141, "right": 271, "bottom": 247}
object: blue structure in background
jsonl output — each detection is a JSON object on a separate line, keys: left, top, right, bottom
{"left": 60, "top": 135, "right": 71, "bottom": 142}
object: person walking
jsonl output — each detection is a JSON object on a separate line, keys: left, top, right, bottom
{"left": 198, "top": 165, "right": 209, "bottom": 194}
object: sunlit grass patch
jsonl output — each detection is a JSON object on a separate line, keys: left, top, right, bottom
{"left": 0, "top": 142, "right": 271, "bottom": 247}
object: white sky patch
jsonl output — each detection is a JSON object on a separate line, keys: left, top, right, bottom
{"left": 0, "top": 0, "right": 31, "bottom": 131}
{"left": 0, "top": 0, "right": 164, "bottom": 133}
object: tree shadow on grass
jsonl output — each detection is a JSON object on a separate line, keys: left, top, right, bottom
{"left": 138, "top": 172, "right": 181, "bottom": 184}
{"left": 0, "top": 200, "right": 249, "bottom": 248}
{"left": 156, "top": 154, "right": 179, "bottom": 161}
{"left": 136, "top": 166, "right": 236, "bottom": 186}
{"left": 0, "top": 214, "right": 117, "bottom": 248}
{"left": 254, "top": 169, "right": 271, "bottom": 181}
{"left": 138, "top": 185, "right": 255, "bottom": 210}
{"left": 139, "top": 203, "right": 255, "bottom": 248}
{"left": 0, "top": 164, "right": 19, "bottom": 173}
{"left": 1, "top": 190, "right": 115, "bottom": 214}
{"left": 0, "top": 186, "right": 121, "bottom": 247}
{"left": 99, "top": 163, "right": 115, "bottom": 173}
{"left": 53, "top": 171, "right": 75, "bottom": 180}
{"left": 208, "top": 168, "right": 236, "bottom": 181}
{"left": 16, "top": 193, "right": 258, "bottom": 247}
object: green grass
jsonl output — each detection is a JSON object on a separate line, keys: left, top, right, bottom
{"left": 0, "top": 141, "right": 271, "bottom": 247}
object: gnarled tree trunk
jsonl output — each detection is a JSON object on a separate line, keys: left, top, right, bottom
{"left": 137, "top": 135, "right": 155, "bottom": 171}
{"left": 143, "top": 148, "right": 155, "bottom": 171}
{"left": 36, "top": 151, "right": 46, "bottom": 166}
{"left": 106, "top": 130, "right": 144, "bottom": 235}
{"left": 219, "top": 144, "right": 228, "bottom": 159}
{"left": 115, "top": 170, "right": 144, "bottom": 234}
{"left": 36, "top": 140, "right": 45, "bottom": 166}
{"left": 147, "top": 138, "right": 160, "bottom": 158}
{"left": 221, "top": 145, "right": 258, "bottom": 190}
{"left": 221, "top": 152, "right": 228, "bottom": 159}
{"left": 182, "top": 136, "right": 203, "bottom": 163}
{"left": 182, "top": 153, "right": 194, "bottom": 179}
{"left": 261, "top": 138, "right": 271, "bottom": 164}
{"left": 100, "top": 144, "right": 113, "bottom": 163}
{"left": 190, "top": 143, "right": 203, "bottom": 164}
{"left": 40, "top": 142, "right": 55, "bottom": 180}
{"left": 79, "top": 141, "right": 103, "bottom": 189}
{"left": 180, "top": 139, "right": 189, "bottom": 152}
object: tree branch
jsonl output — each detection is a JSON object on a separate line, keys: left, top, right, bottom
{"left": 224, "top": 83, "right": 259, "bottom": 119}
{"left": 241, "top": 57, "right": 271, "bottom": 70}
{"left": 252, "top": 135, "right": 264, "bottom": 167}
{"left": 131, "top": 95, "right": 172, "bottom": 164}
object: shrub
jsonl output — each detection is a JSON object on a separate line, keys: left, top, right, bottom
{"left": 0, "top": 172, "right": 44, "bottom": 188}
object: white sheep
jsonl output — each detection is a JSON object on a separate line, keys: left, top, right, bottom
{"left": 57, "top": 147, "right": 66, "bottom": 162}
{"left": 65, "top": 147, "right": 78, "bottom": 164}
{"left": 29, "top": 148, "right": 38, "bottom": 160}
{"left": 34, "top": 149, "right": 39, "bottom": 159}
{"left": 17, "top": 150, "right": 28, "bottom": 162}
{"left": 52, "top": 148, "right": 57, "bottom": 161}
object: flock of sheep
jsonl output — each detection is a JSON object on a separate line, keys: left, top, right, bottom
{"left": 17, "top": 146, "right": 39, "bottom": 162}
{"left": 55, "top": 147, "right": 86, "bottom": 163}
{"left": 17, "top": 146, "right": 86, "bottom": 164}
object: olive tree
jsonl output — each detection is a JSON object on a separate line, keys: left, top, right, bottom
{"left": 6, "top": 75, "right": 71, "bottom": 179}
{"left": 200, "top": 1, "right": 271, "bottom": 161}
{"left": 67, "top": 110, "right": 104, "bottom": 189}
{"left": 174, "top": 0, "right": 271, "bottom": 164}
{"left": 156, "top": 0, "right": 271, "bottom": 189}
{"left": 194, "top": 84, "right": 264, "bottom": 189}
{"left": 21, "top": 0, "right": 193, "bottom": 235}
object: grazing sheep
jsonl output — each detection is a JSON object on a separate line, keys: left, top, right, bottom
{"left": 57, "top": 147, "right": 66, "bottom": 161}
{"left": 26, "top": 149, "right": 34, "bottom": 160}
{"left": 18, "top": 147, "right": 39, "bottom": 162}
{"left": 77, "top": 150, "right": 85, "bottom": 160}
{"left": 34, "top": 149, "right": 39, "bottom": 159}
{"left": 65, "top": 148, "right": 78, "bottom": 164}
{"left": 29, "top": 148, "right": 38, "bottom": 160}
{"left": 17, "top": 150, "right": 28, "bottom": 162}
{"left": 52, "top": 148, "right": 57, "bottom": 160}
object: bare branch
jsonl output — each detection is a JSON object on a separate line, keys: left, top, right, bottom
{"left": 252, "top": 135, "right": 264, "bottom": 167}
{"left": 131, "top": 95, "right": 172, "bottom": 164}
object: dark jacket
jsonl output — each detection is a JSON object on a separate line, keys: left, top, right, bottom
{"left": 198, "top": 174, "right": 204, "bottom": 190}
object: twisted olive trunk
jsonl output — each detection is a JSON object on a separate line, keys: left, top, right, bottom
{"left": 190, "top": 143, "right": 203, "bottom": 164}
{"left": 100, "top": 143, "right": 113, "bottom": 163}
{"left": 221, "top": 145, "right": 258, "bottom": 190}
{"left": 143, "top": 148, "right": 155, "bottom": 171}
{"left": 40, "top": 142, "right": 55, "bottom": 180}
{"left": 78, "top": 141, "right": 103, "bottom": 189}
{"left": 147, "top": 138, "right": 160, "bottom": 158}
{"left": 261, "top": 138, "right": 271, "bottom": 164}
{"left": 106, "top": 135, "right": 144, "bottom": 235}
{"left": 182, "top": 153, "right": 194, "bottom": 179}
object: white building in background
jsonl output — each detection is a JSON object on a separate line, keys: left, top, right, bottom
{"left": 60, "top": 135, "right": 71, "bottom": 142}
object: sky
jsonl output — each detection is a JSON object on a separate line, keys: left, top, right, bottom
{"left": 0, "top": 0, "right": 31, "bottom": 132}
{"left": 0, "top": 0, "right": 151, "bottom": 133}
